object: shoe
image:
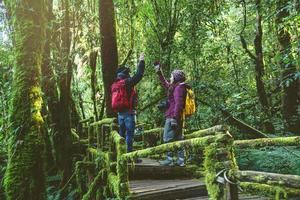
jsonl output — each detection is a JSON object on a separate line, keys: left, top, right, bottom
{"left": 159, "top": 158, "right": 174, "bottom": 166}
{"left": 175, "top": 159, "right": 185, "bottom": 167}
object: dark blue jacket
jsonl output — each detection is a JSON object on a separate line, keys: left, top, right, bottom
{"left": 117, "top": 60, "right": 145, "bottom": 112}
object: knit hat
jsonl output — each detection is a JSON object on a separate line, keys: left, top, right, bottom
{"left": 117, "top": 67, "right": 130, "bottom": 78}
{"left": 171, "top": 69, "right": 186, "bottom": 83}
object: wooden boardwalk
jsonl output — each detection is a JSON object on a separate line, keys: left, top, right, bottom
{"left": 130, "top": 179, "right": 207, "bottom": 199}
{"left": 128, "top": 158, "right": 269, "bottom": 200}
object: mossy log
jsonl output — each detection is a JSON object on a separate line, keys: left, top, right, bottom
{"left": 185, "top": 125, "right": 228, "bottom": 139}
{"left": 89, "top": 118, "right": 116, "bottom": 127}
{"left": 82, "top": 169, "right": 107, "bottom": 200}
{"left": 234, "top": 136, "right": 300, "bottom": 149}
{"left": 235, "top": 170, "right": 300, "bottom": 189}
{"left": 240, "top": 182, "right": 300, "bottom": 199}
{"left": 122, "top": 134, "right": 231, "bottom": 160}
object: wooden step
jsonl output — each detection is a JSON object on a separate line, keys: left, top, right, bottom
{"left": 181, "top": 195, "right": 269, "bottom": 200}
{"left": 129, "top": 179, "right": 207, "bottom": 200}
{"left": 129, "top": 158, "right": 197, "bottom": 180}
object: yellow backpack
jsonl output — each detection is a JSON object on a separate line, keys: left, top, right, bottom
{"left": 183, "top": 88, "right": 196, "bottom": 117}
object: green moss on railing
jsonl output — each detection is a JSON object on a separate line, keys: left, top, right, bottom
{"left": 234, "top": 136, "right": 300, "bottom": 149}
{"left": 185, "top": 125, "right": 227, "bottom": 139}
{"left": 240, "top": 182, "right": 300, "bottom": 200}
{"left": 90, "top": 118, "right": 116, "bottom": 127}
{"left": 204, "top": 143, "right": 224, "bottom": 200}
{"left": 122, "top": 134, "right": 229, "bottom": 160}
{"left": 82, "top": 169, "right": 107, "bottom": 200}
{"left": 109, "top": 131, "right": 130, "bottom": 199}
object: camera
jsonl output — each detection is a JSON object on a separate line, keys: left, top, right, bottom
{"left": 157, "top": 99, "right": 169, "bottom": 112}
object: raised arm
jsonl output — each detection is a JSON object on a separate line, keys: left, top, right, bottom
{"left": 126, "top": 53, "right": 145, "bottom": 87}
{"left": 155, "top": 62, "right": 170, "bottom": 90}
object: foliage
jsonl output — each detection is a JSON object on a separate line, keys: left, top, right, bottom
{"left": 0, "top": 0, "right": 299, "bottom": 199}
{"left": 236, "top": 147, "right": 300, "bottom": 175}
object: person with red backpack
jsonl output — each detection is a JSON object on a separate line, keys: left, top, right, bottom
{"left": 154, "top": 61, "right": 192, "bottom": 167}
{"left": 111, "top": 53, "right": 145, "bottom": 154}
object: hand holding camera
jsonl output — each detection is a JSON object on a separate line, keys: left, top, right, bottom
{"left": 153, "top": 60, "right": 161, "bottom": 72}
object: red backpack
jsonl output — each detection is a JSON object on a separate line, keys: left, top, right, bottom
{"left": 111, "top": 79, "right": 136, "bottom": 112}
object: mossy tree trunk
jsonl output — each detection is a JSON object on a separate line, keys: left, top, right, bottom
{"left": 41, "top": 0, "right": 57, "bottom": 172}
{"left": 90, "top": 51, "right": 99, "bottom": 120}
{"left": 55, "top": 0, "right": 73, "bottom": 191}
{"left": 4, "top": 0, "right": 47, "bottom": 199}
{"left": 99, "top": 0, "right": 118, "bottom": 117}
{"left": 276, "top": 0, "right": 300, "bottom": 135}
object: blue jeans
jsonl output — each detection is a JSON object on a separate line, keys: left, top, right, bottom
{"left": 163, "top": 118, "right": 184, "bottom": 160}
{"left": 118, "top": 112, "right": 135, "bottom": 152}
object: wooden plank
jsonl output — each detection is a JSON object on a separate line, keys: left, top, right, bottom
{"left": 182, "top": 195, "right": 270, "bottom": 200}
{"left": 128, "top": 158, "right": 197, "bottom": 180}
{"left": 130, "top": 179, "right": 207, "bottom": 200}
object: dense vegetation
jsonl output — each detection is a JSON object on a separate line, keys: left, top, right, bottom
{"left": 0, "top": 0, "right": 299, "bottom": 199}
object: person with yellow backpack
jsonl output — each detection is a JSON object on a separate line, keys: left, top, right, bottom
{"left": 154, "top": 61, "right": 196, "bottom": 166}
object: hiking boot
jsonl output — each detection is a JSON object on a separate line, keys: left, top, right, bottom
{"left": 159, "top": 158, "right": 174, "bottom": 166}
{"left": 175, "top": 158, "right": 185, "bottom": 167}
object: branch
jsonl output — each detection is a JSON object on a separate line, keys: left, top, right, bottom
{"left": 240, "top": 35, "right": 256, "bottom": 60}
{"left": 239, "top": 0, "right": 256, "bottom": 61}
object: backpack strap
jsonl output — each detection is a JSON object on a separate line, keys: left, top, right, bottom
{"left": 129, "top": 87, "right": 136, "bottom": 112}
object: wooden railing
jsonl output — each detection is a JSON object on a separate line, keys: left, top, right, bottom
{"left": 76, "top": 118, "right": 300, "bottom": 200}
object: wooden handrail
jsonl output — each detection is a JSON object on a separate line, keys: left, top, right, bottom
{"left": 234, "top": 136, "right": 300, "bottom": 148}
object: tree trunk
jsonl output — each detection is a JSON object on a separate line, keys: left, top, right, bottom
{"left": 41, "top": 0, "right": 56, "bottom": 173}
{"left": 99, "top": 0, "right": 118, "bottom": 117}
{"left": 254, "top": 0, "right": 274, "bottom": 133}
{"left": 90, "top": 51, "right": 99, "bottom": 120}
{"left": 276, "top": 0, "right": 300, "bottom": 135}
{"left": 4, "top": 0, "right": 47, "bottom": 199}
{"left": 240, "top": 0, "right": 274, "bottom": 133}
{"left": 56, "top": 0, "right": 73, "bottom": 191}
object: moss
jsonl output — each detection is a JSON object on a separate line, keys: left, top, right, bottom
{"left": 203, "top": 143, "right": 224, "bottom": 200}
{"left": 108, "top": 173, "right": 120, "bottom": 198}
{"left": 82, "top": 169, "right": 107, "bottom": 200}
{"left": 89, "top": 118, "right": 116, "bottom": 127}
{"left": 109, "top": 131, "right": 130, "bottom": 199}
{"left": 185, "top": 125, "right": 227, "bottom": 139}
{"left": 4, "top": 0, "right": 47, "bottom": 199}
{"left": 30, "top": 86, "right": 44, "bottom": 123}
{"left": 234, "top": 136, "right": 300, "bottom": 149}
{"left": 75, "top": 162, "right": 83, "bottom": 197}
{"left": 240, "top": 182, "right": 290, "bottom": 200}
{"left": 123, "top": 134, "right": 228, "bottom": 160}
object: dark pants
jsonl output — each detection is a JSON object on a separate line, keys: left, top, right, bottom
{"left": 118, "top": 112, "right": 135, "bottom": 152}
{"left": 163, "top": 118, "right": 184, "bottom": 160}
